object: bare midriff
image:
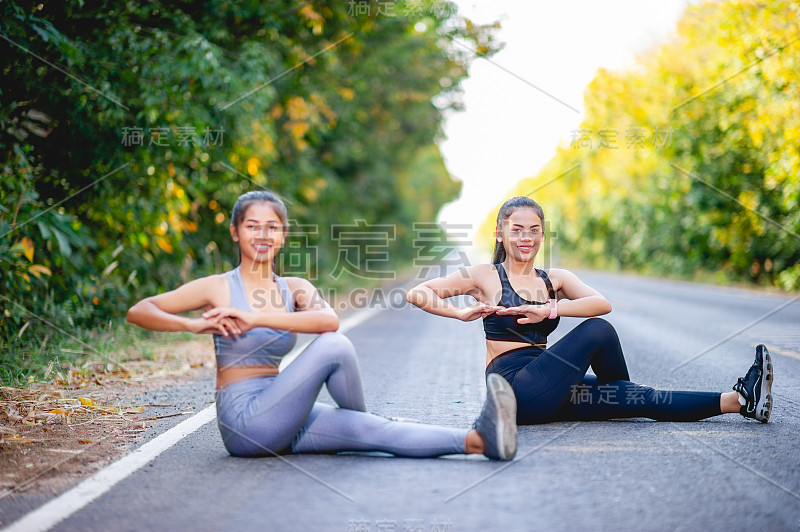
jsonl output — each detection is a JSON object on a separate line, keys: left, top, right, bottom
{"left": 216, "top": 365, "right": 279, "bottom": 390}
{"left": 485, "top": 339, "right": 546, "bottom": 367}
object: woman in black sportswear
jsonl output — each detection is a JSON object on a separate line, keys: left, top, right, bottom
{"left": 406, "top": 196, "right": 773, "bottom": 424}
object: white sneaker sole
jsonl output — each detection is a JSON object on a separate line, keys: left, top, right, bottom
{"left": 755, "top": 347, "right": 773, "bottom": 423}
{"left": 486, "top": 374, "right": 518, "bottom": 460}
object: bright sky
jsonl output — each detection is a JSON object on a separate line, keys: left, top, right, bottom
{"left": 438, "top": 0, "right": 690, "bottom": 243}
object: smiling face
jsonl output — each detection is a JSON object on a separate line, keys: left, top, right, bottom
{"left": 229, "top": 201, "right": 286, "bottom": 266}
{"left": 497, "top": 207, "right": 544, "bottom": 264}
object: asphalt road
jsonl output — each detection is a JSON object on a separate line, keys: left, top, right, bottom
{"left": 4, "top": 271, "right": 800, "bottom": 531}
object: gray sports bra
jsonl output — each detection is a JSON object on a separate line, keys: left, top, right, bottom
{"left": 213, "top": 267, "right": 297, "bottom": 368}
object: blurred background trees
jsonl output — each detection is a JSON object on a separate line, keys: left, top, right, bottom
{"left": 484, "top": 0, "right": 800, "bottom": 290}
{"left": 4, "top": 0, "right": 798, "bottom": 385}
{"left": 0, "top": 0, "right": 499, "bottom": 383}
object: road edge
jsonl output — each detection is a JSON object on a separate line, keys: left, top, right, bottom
{"left": 0, "top": 308, "right": 382, "bottom": 532}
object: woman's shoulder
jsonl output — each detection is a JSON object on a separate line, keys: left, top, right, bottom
{"left": 187, "top": 273, "right": 230, "bottom": 301}
{"left": 462, "top": 263, "right": 501, "bottom": 295}
{"left": 184, "top": 272, "right": 229, "bottom": 290}
{"left": 541, "top": 268, "right": 580, "bottom": 289}
{"left": 465, "top": 263, "right": 499, "bottom": 277}
{"left": 450, "top": 263, "right": 498, "bottom": 286}
{"left": 279, "top": 276, "right": 330, "bottom": 310}
{"left": 144, "top": 273, "right": 229, "bottom": 310}
{"left": 280, "top": 276, "right": 317, "bottom": 293}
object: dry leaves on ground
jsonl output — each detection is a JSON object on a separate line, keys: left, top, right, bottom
{"left": 0, "top": 338, "right": 215, "bottom": 497}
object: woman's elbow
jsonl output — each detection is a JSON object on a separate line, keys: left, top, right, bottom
{"left": 405, "top": 289, "right": 416, "bottom": 305}
{"left": 126, "top": 302, "right": 142, "bottom": 325}
{"left": 405, "top": 286, "right": 426, "bottom": 306}
{"left": 321, "top": 312, "right": 340, "bottom": 333}
{"left": 126, "top": 299, "right": 153, "bottom": 327}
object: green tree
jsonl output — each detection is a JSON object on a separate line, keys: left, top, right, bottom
{"left": 485, "top": 0, "right": 800, "bottom": 291}
{"left": 0, "top": 0, "right": 500, "bottom": 383}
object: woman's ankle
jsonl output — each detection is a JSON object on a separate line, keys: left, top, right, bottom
{"left": 464, "top": 429, "right": 485, "bottom": 454}
{"left": 721, "top": 391, "right": 742, "bottom": 414}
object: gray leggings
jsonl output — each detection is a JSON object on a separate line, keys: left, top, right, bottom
{"left": 216, "top": 332, "right": 467, "bottom": 457}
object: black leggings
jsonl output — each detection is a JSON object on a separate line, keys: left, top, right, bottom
{"left": 485, "top": 318, "right": 722, "bottom": 424}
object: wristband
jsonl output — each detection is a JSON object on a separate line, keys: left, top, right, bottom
{"left": 548, "top": 299, "right": 558, "bottom": 319}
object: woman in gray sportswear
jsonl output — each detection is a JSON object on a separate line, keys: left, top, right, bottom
{"left": 127, "top": 190, "right": 517, "bottom": 460}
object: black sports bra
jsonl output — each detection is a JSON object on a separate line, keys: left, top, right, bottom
{"left": 482, "top": 263, "right": 560, "bottom": 345}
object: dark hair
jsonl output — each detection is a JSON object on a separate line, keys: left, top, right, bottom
{"left": 230, "top": 190, "right": 288, "bottom": 266}
{"left": 491, "top": 196, "right": 545, "bottom": 264}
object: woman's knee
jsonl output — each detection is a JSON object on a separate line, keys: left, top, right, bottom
{"left": 313, "top": 331, "right": 357, "bottom": 361}
{"left": 577, "top": 317, "right": 618, "bottom": 345}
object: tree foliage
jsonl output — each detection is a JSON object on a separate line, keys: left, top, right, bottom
{"left": 0, "top": 0, "right": 500, "bottom": 382}
{"left": 485, "top": 0, "right": 800, "bottom": 290}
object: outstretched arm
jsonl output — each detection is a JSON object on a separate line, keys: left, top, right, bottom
{"left": 127, "top": 276, "right": 239, "bottom": 335}
{"left": 406, "top": 265, "right": 501, "bottom": 322}
{"left": 201, "top": 277, "right": 338, "bottom": 334}
{"left": 494, "top": 268, "right": 612, "bottom": 324}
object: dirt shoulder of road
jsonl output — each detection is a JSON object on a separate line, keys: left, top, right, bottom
{"left": 0, "top": 338, "right": 215, "bottom": 499}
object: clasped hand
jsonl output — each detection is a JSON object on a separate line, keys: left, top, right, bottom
{"left": 458, "top": 303, "right": 549, "bottom": 324}
{"left": 188, "top": 307, "right": 257, "bottom": 336}
{"left": 494, "top": 304, "right": 550, "bottom": 324}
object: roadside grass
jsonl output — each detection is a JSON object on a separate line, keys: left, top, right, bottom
{"left": 0, "top": 318, "right": 201, "bottom": 388}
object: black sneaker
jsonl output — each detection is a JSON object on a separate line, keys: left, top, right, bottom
{"left": 473, "top": 373, "right": 517, "bottom": 460}
{"left": 732, "top": 344, "right": 773, "bottom": 423}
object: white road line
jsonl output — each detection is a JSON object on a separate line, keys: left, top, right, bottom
{"left": 1, "top": 309, "right": 379, "bottom": 532}
{"left": 338, "top": 307, "right": 383, "bottom": 335}
{"left": 1, "top": 407, "right": 216, "bottom": 532}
